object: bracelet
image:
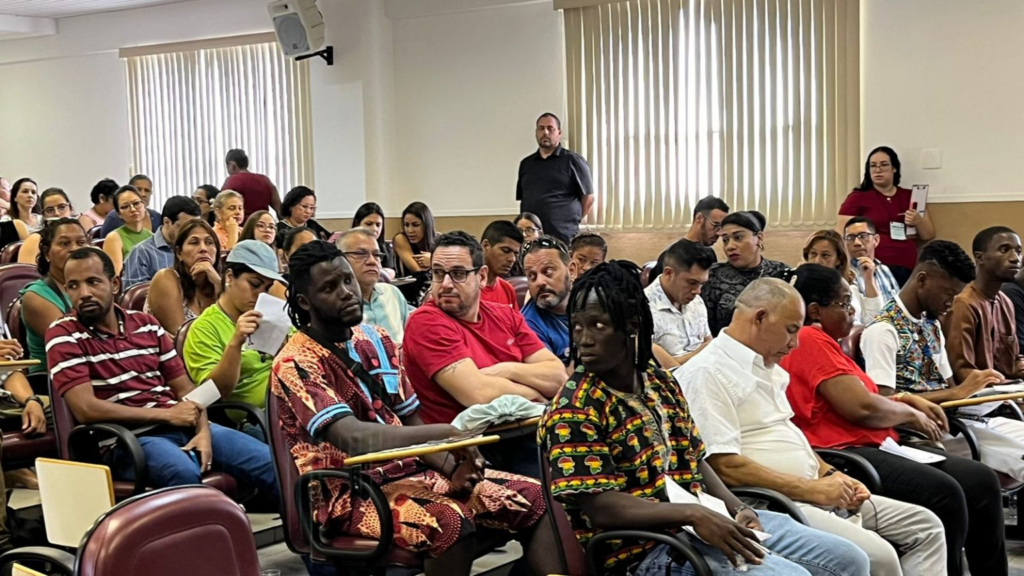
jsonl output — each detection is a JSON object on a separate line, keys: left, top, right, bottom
{"left": 733, "top": 504, "right": 756, "bottom": 517}
{"left": 23, "top": 395, "right": 43, "bottom": 409}
{"left": 822, "top": 467, "right": 839, "bottom": 477}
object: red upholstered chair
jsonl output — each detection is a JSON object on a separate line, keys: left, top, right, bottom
{"left": 0, "top": 264, "right": 40, "bottom": 325}
{"left": 119, "top": 281, "right": 150, "bottom": 312}
{"left": 506, "top": 275, "right": 528, "bottom": 309}
{"left": 0, "top": 242, "right": 22, "bottom": 264}
{"left": 86, "top": 226, "right": 103, "bottom": 242}
{"left": 0, "top": 485, "right": 262, "bottom": 576}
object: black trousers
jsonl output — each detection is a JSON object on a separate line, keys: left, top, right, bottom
{"left": 848, "top": 446, "right": 1006, "bottom": 576}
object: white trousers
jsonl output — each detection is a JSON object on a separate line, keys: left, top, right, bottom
{"left": 962, "top": 416, "right": 1024, "bottom": 482}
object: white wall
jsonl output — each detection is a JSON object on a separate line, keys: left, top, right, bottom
{"left": 861, "top": 0, "right": 1024, "bottom": 203}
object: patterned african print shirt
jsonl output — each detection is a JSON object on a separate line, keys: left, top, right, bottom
{"left": 863, "top": 296, "right": 950, "bottom": 392}
{"left": 538, "top": 361, "right": 706, "bottom": 573}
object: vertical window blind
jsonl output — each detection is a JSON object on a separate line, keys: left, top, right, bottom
{"left": 559, "top": 0, "right": 859, "bottom": 231}
{"left": 123, "top": 37, "right": 313, "bottom": 208}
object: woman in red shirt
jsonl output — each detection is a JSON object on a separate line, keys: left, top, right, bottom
{"left": 838, "top": 146, "right": 935, "bottom": 286}
{"left": 779, "top": 264, "right": 1007, "bottom": 576}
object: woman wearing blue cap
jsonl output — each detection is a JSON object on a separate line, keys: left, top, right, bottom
{"left": 182, "top": 240, "right": 289, "bottom": 439}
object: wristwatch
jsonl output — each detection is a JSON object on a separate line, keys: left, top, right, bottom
{"left": 23, "top": 395, "right": 43, "bottom": 409}
{"left": 733, "top": 503, "right": 757, "bottom": 517}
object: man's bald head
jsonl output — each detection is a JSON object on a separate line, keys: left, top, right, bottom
{"left": 728, "top": 277, "right": 805, "bottom": 367}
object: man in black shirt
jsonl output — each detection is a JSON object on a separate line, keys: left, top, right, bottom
{"left": 515, "top": 113, "right": 593, "bottom": 243}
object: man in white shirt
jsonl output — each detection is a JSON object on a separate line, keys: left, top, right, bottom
{"left": 645, "top": 238, "right": 715, "bottom": 365}
{"left": 678, "top": 278, "right": 945, "bottom": 575}
{"left": 338, "top": 229, "right": 414, "bottom": 344}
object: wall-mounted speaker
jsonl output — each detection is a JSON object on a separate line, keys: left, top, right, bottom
{"left": 267, "top": 0, "right": 325, "bottom": 58}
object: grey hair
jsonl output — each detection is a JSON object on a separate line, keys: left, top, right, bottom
{"left": 735, "top": 278, "right": 801, "bottom": 311}
{"left": 213, "top": 189, "right": 243, "bottom": 210}
{"left": 336, "top": 227, "right": 377, "bottom": 249}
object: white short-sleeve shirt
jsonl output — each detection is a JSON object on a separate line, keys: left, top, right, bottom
{"left": 645, "top": 276, "right": 711, "bottom": 357}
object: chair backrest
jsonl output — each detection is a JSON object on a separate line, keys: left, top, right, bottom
{"left": 0, "top": 241, "right": 23, "bottom": 264}
{"left": 48, "top": 375, "right": 78, "bottom": 460}
{"left": 76, "top": 485, "right": 261, "bottom": 576}
{"left": 6, "top": 298, "right": 27, "bottom": 352}
{"left": 538, "top": 416, "right": 588, "bottom": 575}
{"left": 36, "top": 458, "right": 115, "bottom": 548}
{"left": 0, "top": 264, "right": 40, "bottom": 322}
{"left": 120, "top": 282, "right": 150, "bottom": 312}
{"left": 265, "top": 385, "right": 310, "bottom": 556}
{"left": 841, "top": 324, "right": 865, "bottom": 362}
{"left": 507, "top": 276, "right": 529, "bottom": 309}
{"left": 90, "top": 238, "right": 104, "bottom": 249}
{"left": 86, "top": 226, "right": 103, "bottom": 241}
{"left": 175, "top": 318, "right": 196, "bottom": 360}
{"left": 641, "top": 261, "right": 657, "bottom": 288}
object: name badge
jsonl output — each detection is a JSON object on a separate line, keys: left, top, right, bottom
{"left": 890, "top": 222, "right": 907, "bottom": 241}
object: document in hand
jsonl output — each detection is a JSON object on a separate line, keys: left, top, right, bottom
{"left": 879, "top": 437, "right": 946, "bottom": 464}
{"left": 183, "top": 379, "right": 221, "bottom": 409}
{"left": 663, "top": 477, "right": 772, "bottom": 542}
{"left": 249, "top": 293, "right": 291, "bottom": 355}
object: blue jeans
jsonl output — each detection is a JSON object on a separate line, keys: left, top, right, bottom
{"left": 634, "top": 510, "right": 870, "bottom": 576}
{"left": 106, "top": 423, "right": 279, "bottom": 502}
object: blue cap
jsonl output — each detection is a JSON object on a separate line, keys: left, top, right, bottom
{"left": 226, "top": 240, "right": 286, "bottom": 284}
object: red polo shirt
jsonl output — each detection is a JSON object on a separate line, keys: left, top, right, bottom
{"left": 779, "top": 326, "right": 897, "bottom": 449}
{"left": 222, "top": 172, "right": 275, "bottom": 220}
{"left": 480, "top": 277, "right": 520, "bottom": 311}
{"left": 838, "top": 187, "right": 917, "bottom": 271}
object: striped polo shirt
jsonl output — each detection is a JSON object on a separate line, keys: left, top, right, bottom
{"left": 46, "top": 306, "right": 184, "bottom": 408}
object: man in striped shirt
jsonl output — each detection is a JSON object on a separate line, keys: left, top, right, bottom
{"left": 46, "top": 247, "right": 278, "bottom": 495}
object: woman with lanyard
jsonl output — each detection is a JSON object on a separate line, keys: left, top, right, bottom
{"left": 182, "top": 240, "right": 289, "bottom": 440}
{"left": 838, "top": 146, "right": 936, "bottom": 286}
{"left": 20, "top": 218, "right": 89, "bottom": 373}
{"left": 702, "top": 210, "right": 788, "bottom": 335}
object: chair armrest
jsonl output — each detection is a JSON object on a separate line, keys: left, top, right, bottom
{"left": 731, "top": 486, "right": 809, "bottom": 525}
{"left": 586, "top": 530, "right": 711, "bottom": 576}
{"left": 816, "top": 449, "right": 883, "bottom": 494}
{"left": 342, "top": 435, "right": 500, "bottom": 467}
{"left": 295, "top": 469, "right": 393, "bottom": 562}
{"left": 946, "top": 416, "right": 981, "bottom": 461}
{"left": 0, "top": 546, "right": 75, "bottom": 575}
{"left": 895, "top": 426, "right": 929, "bottom": 442}
{"left": 68, "top": 423, "right": 147, "bottom": 496}
{"left": 208, "top": 401, "right": 268, "bottom": 437}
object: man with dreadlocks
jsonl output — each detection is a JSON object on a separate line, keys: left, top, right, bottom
{"left": 271, "top": 241, "right": 563, "bottom": 576}
{"left": 539, "top": 262, "right": 869, "bottom": 576}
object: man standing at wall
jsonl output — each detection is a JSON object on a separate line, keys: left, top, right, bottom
{"left": 515, "top": 113, "right": 594, "bottom": 243}
{"left": 222, "top": 149, "right": 282, "bottom": 220}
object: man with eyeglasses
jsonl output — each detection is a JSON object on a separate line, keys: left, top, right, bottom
{"left": 337, "top": 228, "right": 414, "bottom": 344}
{"left": 403, "top": 231, "right": 565, "bottom": 477}
{"left": 650, "top": 195, "right": 729, "bottom": 280}
{"left": 98, "top": 175, "right": 162, "bottom": 239}
{"left": 122, "top": 197, "right": 202, "bottom": 289}
{"left": 843, "top": 217, "right": 900, "bottom": 306}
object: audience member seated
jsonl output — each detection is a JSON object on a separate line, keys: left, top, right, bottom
{"left": 860, "top": 240, "right": 1024, "bottom": 485}
{"left": 1003, "top": 265, "right": 1024, "bottom": 354}
{"left": 183, "top": 240, "right": 287, "bottom": 420}
{"left": 510, "top": 212, "right": 544, "bottom": 276}
{"left": 98, "top": 175, "right": 162, "bottom": 238}
{"left": 18, "top": 187, "right": 76, "bottom": 266}
{"left": 277, "top": 185, "right": 330, "bottom": 241}
{"left": 146, "top": 220, "right": 222, "bottom": 337}
{"left": 79, "top": 178, "right": 116, "bottom": 230}
{"left": 802, "top": 230, "right": 882, "bottom": 325}
{"left": 843, "top": 217, "right": 900, "bottom": 308}
{"left": 393, "top": 201, "right": 439, "bottom": 277}
{"left": 1, "top": 178, "right": 42, "bottom": 234}
{"left": 338, "top": 229, "right": 413, "bottom": 344}
{"left": 521, "top": 236, "right": 572, "bottom": 365}
{"left": 212, "top": 190, "right": 244, "bottom": 251}
{"left": 703, "top": 211, "right": 787, "bottom": 335}
{"left": 679, "top": 274, "right": 946, "bottom": 575}
{"left": 838, "top": 147, "right": 935, "bottom": 286}
{"left": 123, "top": 197, "right": 202, "bottom": 290}
{"left": 47, "top": 247, "right": 278, "bottom": 495}
{"left": 776, "top": 264, "right": 1006, "bottom": 576}
{"left": 652, "top": 195, "right": 729, "bottom": 279}
{"left": 0, "top": 176, "right": 9, "bottom": 216}
{"left": 0, "top": 204, "right": 26, "bottom": 251}
{"left": 240, "top": 210, "right": 277, "bottom": 248}
{"left": 21, "top": 218, "right": 88, "bottom": 374}
{"left": 193, "top": 184, "right": 219, "bottom": 226}
{"left": 102, "top": 185, "right": 154, "bottom": 275}
{"left": 568, "top": 232, "right": 607, "bottom": 278}
{"left": 480, "top": 220, "right": 523, "bottom": 310}
{"left": 272, "top": 241, "right": 561, "bottom": 576}
{"left": 644, "top": 238, "right": 716, "bottom": 368}
{"left": 223, "top": 148, "right": 281, "bottom": 219}
{"left": 540, "top": 262, "right": 870, "bottom": 576}
{"left": 351, "top": 201, "right": 396, "bottom": 269}
{"left": 280, "top": 226, "right": 317, "bottom": 277}
{"left": 403, "top": 231, "right": 564, "bottom": 477}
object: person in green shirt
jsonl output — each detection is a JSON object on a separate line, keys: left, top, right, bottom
{"left": 183, "top": 240, "right": 288, "bottom": 439}
{"left": 102, "top": 185, "right": 153, "bottom": 276}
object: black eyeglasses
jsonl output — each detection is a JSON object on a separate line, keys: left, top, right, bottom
{"left": 343, "top": 250, "right": 385, "bottom": 263}
{"left": 430, "top": 267, "right": 481, "bottom": 284}
{"left": 843, "top": 232, "right": 875, "bottom": 243}
{"left": 523, "top": 237, "right": 568, "bottom": 255}
{"left": 827, "top": 299, "right": 856, "bottom": 313}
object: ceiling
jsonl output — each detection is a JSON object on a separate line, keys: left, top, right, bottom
{"left": 0, "top": 0, "right": 189, "bottom": 19}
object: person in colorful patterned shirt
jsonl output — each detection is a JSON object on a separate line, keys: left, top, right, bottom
{"left": 539, "top": 261, "right": 869, "bottom": 576}
{"left": 271, "top": 241, "right": 562, "bottom": 576}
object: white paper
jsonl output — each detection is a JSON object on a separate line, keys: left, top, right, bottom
{"left": 249, "top": 293, "right": 291, "bottom": 355}
{"left": 908, "top": 184, "right": 929, "bottom": 236}
{"left": 957, "top": 401, "right": 1002, "bottom": 418}
{"left": 991, "top": 382, "right": 1024, "bottom": 394}
{"left": 890, "top": 222, "right": 907, "bottom": 241}
{"left": 665, "top": 477, "right": 771, "bottom": 542}
{"left": 183, "top": 379, "right": 221, "bottom": 409}
{"left": 880, "top": 437, "right": 946, "bottom": 464}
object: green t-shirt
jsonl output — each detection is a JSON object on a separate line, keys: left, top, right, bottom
{"left": 182, "top": 304, "right": 271, "bottom": 408}
{"left": 21, "top": 279, "right": 71, "bottom": 374}
{"left": 116, "top": 226, "right": 153, "bottom": 258}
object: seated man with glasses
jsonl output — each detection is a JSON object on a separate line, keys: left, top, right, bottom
{"left": 337, "top": 228, "right": 414, "bottom": 345}
{"left": 122, "top": 197, "right": 202, "bottom": 290}
{"left": 403, "top": 231, "right": 566, "bottom": 477}
{"left": 843, "top": 217, "right": 900, "bottom": 306}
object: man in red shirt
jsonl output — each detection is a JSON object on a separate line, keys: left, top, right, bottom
{"left": 222, "top": 148, "right": 282, "bottom": 220}
{"left": 480, "top": 220, "right": 523, "bottom": 310}
{"left": 46, "top": 247, "right": 278, "bottom": 496}
{"left": 403, "top": 231, "right": 565, "bottom": 477}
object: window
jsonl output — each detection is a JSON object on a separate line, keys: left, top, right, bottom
{"left": 122, "top": 33, "right": 313, "bottom": 208}
{"left": 559, "top": 0, "right": 860, "bottom": 230}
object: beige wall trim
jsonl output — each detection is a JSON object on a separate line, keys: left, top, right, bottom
{"left": 119, "top": 32, "right": 277, "bottom": 59}
{"left": 553, "top": 0, "right": 625, "bottom": 9}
